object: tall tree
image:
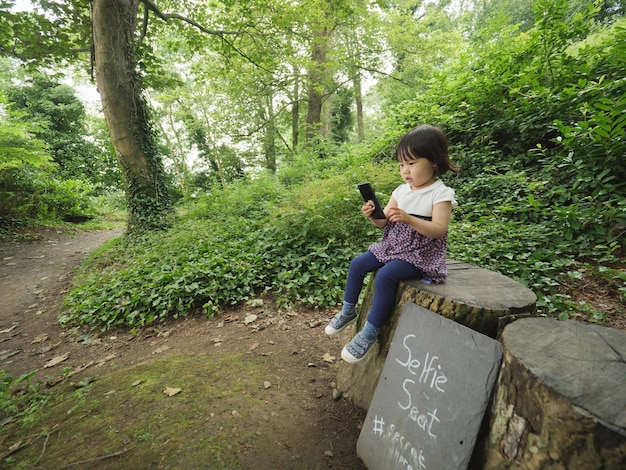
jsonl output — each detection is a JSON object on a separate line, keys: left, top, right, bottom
{"left": 92, "top": 0, "right": 172, "bottom": 231}
{"left": 3, "top": 0, "right": 262, "bottom": 230}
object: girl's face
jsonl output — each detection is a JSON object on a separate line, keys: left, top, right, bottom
{"left": 398, "top": 157, "right": 437, "bottom": 190}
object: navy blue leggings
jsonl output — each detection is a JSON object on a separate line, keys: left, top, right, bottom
{"left": 344, "top": 251, "right": 423, "bottom": 328}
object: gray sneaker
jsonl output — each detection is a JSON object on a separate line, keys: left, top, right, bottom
{"left": 324, "top": 310, "right": 357, "bottom": 336}
{"left": 341, "top": 332, "right": 377, "bottom": 363}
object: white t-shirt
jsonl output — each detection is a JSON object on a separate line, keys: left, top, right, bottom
{"left": 392, "top": 180, "right": 457, "bottom": 217}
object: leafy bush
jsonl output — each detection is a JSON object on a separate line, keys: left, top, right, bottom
{"left": 62, "top": 156, "right": 416, "bottom": 329}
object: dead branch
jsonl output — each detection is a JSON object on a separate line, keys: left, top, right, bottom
{"left": 60, "top": 447, "right": 134, "bottom": 468}
{"left": 141, "top": 0, "right": 241, "bottom": 36}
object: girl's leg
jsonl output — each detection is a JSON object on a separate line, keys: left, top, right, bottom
{"left": 344, "top": 251, "right": 384, "bottom": 304}
{"left": 341, "top": 259, "right": 422, "bottom": 364}
{"left": 326, "top": 251, "right": 382, "bottom": 336}
{"left": 366, "top": 259, "right": 423, "bottom": 328}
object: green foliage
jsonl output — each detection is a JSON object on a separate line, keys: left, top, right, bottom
{"left": 0, "top": 76, "right": 119, "bottom": 229}
{"left": 0, "top": 166, "right": 99, "bottom": 227}
{"left": 6, "top": 77, "right": 116, "bottom": 186}
{"left": 0, "top": 370, "right": 48, "bottom": 427}
{"left": 62, "top": 159, "right": 403, "bottom": 328}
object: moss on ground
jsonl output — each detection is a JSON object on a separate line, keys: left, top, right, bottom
{"left": 4, "top": 353, "right": 270, "bottom": 469}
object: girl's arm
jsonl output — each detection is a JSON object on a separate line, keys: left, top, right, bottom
{"left": 387, "top": 200, "right": 453, "bottom": 238}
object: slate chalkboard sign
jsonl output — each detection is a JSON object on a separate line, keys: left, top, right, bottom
{"left": 357, "top": 303, "right": 503, "bottom": 470}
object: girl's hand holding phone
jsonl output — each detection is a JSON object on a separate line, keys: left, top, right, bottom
{"left": 362, "top": 201, "right": 376, "bottom": 217}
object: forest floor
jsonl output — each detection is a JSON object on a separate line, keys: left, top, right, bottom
{"left": 0, "top": 227, "right": 623, "bottom": 469}
{"left": 0, "top": 227, "right": 367, "bottom": 469}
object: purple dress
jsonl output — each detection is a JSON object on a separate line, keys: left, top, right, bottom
{"left": 368, "top": 219, "right": 449, "bottom": 282}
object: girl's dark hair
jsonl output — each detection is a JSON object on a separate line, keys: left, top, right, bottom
{"left": 395, "top": 125, "right": 460, "bottom": 176}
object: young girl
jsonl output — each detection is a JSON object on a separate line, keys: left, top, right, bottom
{"left": 325, "top": 125, "right": 459, "bottom": 363}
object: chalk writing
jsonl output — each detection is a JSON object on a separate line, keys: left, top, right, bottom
{"left": 398, "top": 380, "right": 440, "bottom": 439}
{"left": 394, "top": 333, "right": 447, "bottom": 441}
{"left": 372, "top": 419, "right": 428, "bottom": 470}
{"left": 373, "top": 415, "right": 385, "bottom": 436}
{"left": 396, "top": 334, "right": 448, "bottom": 392}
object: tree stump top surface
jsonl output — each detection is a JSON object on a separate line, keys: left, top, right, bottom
{"left": 503, "top": 317, "right": 626, "bottom": 435}
{"left": 403, "top": 260, "right": 536, "bottom": 313}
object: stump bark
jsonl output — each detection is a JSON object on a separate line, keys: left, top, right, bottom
{"left": 472, "top": 317, "right": 626, "bottom": 469}
{"left": 336, "top": 260, "right": 537, "bottom": 410}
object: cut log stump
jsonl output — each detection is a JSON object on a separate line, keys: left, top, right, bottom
{"left": 472, "top": 318, "right": 626, "bottom": 470}
{"left": 337, "top": 260, "right": 537, "bottom": 410}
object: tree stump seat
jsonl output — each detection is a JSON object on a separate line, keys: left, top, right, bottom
{"left": 337, "top": 259, "right": 537, "bottom": 410}
{"left": 399, "top": 259, "right": 537, "bottom": 339}
{"left": 473, "top": 318, "right": 626, "bottom": 469}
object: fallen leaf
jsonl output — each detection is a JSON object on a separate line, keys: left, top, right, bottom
{"left": 0, "top": 349, "right": 21, "bottom": 360}
{"left": 77, "top": 334, "right": 92, "bottom": 344}
{"left": 31, "top": 333, "right": 49, "bottom": 344}
{"left": 243, "top": 314, "right": 257, "bottom": 325}
{"left": 68, "top": 361, "right": 95, "bottom": 376}
{"left": 247, "top": 298, "right": 264, "bottom": 307}
{"left": 0, "top": 324, "right": 19, "bottom": 334}
{"left": 132, "top": 380, "right": 142, "bottom": 387}
{"left": 163, "top": 386, "right": 182, "bottom": 397}
{"left": 43, "top": 353, "right": 69, "bottom": 368}
{"left": 74, "top": 377, "right": 96, "bottom": 388}
{"left": 322, "top": 353, "right": 336, "bottom": 363}
{"left": 9, "top": 441, "right": 23, "bottom": 452}
{"left": 96, "top": 354, "right": 116, "bottom": 366}
{"left": 32, "top": 345, "right": 52, "bottom": 354}
{"left": 152, "top": 346, "right": 170, "bottom": 354}
{"left": 249, "top": 342, "right": 260, "bottom": 351}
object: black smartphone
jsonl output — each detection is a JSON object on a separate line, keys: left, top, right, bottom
{"left": 358, "top": 182, "right": 386, "bottom": 219}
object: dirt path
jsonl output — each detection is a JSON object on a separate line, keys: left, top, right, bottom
{"left": 0, "top": 229, "right": 367, "bottom": 469}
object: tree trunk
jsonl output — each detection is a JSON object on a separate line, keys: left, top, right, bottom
{"left": 263, "top": 93, "right": 277, "bottom": 172}
{"left": 305, "top": 28, "right": 330, "bottom": 141}
{"left": 92, "top": 0, "right": 172, "bottom": 232}
{"left": 291, "top": 67, "right": 300, "bottom": 150}
{"left": 471, "top": 318, "right": 626, "bottom": 469}
{"left": 352, "top": 71, "right": 365, "bottom": 141}
{"left": 321, "top": 93, "right": 332, "bottom": 138}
